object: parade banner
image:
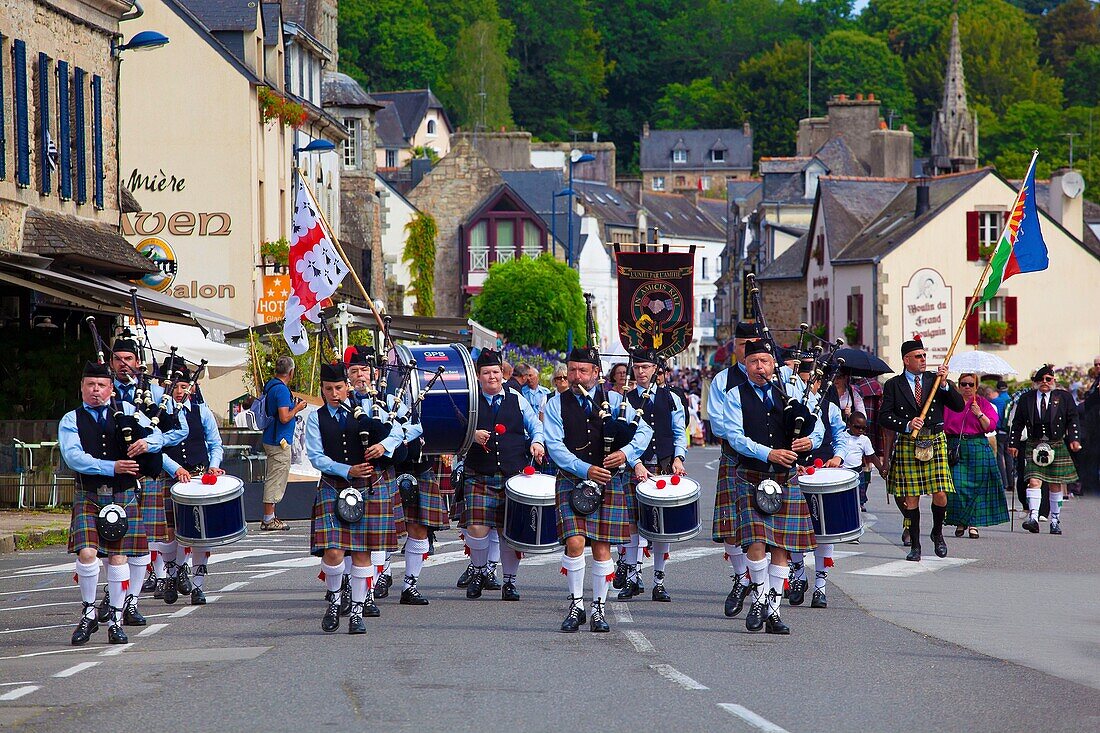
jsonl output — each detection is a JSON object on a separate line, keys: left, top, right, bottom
{"left": 615, "top": 248, "right": 694, "bottom": 357}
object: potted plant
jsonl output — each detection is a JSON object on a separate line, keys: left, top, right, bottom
{"left": 260, "top": 237, "right": 290, "bottom": 273}
{"left": 258, "top": 87, "right": 307, "bottom": 129}
{"left": 979, "top": 320, "right": 1009, "bottom": 344}
{"left": 811, "top": 323, "right": 827, "bottom": 340}
{"left": 843, "top": 322, "right": 859, "bottom": 346}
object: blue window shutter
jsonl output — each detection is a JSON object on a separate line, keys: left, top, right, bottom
{"left": 92, "top": 73, "right": 103, "bottom": 209}
{"left": 56, "top": 61, "right": 71, "bottom": 200}
{"left": 0, "top": 34, "right": 7, "bottom": 180}
{"left": 74, "top": 67, "right": 86, "bottom": 204}
{"left": 13, "top": 39, "right": 30, "bottom": 188}
{"left": 38, "top": 52, "right": 51, "bottom": 195}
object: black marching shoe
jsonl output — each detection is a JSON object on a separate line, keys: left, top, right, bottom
{"left": 1022, "top": 517, "right": 1040, "bottom": 533}
{"left": 375, "top": 573, "right": 391, "bottom": 599}
{"left": 71, "top": 604, "right": 99, "bottom": 646}
{"left": 456, "top": 563, "right": 473, "bottom": 588}
{"left": 339, "top": 574, "right": 352, "bottom": 616}
{"left": 501, "top": 580, "right": 521, "bottom": 601}
{"left": 1050, "top": 518, "right": 1062, "bottom": 535}
{"left": 141, "top": 567, "right": 157, "bottom": 593}
{"left": 612, "top": 557, "right": 628, "bottom": 590}
{"left": 362, "top": 595, "right": 381, "bottom": 618}
{"left": 400, "top": 576, "right": 429, "bottom": 605}
{"left": 745, "top": 586, "right": 766, "bottom": 631}
{"left": 107, "top": 609, "right": 128, "bottom": 644}
{"left": 651, "top": 572, "right": 671, "bottom": 602}
{"left": 590, "top": 600, "right": 610, "bottom": 632}
{"left": 482, "top": 563, "right": 501, "bottom": 591}
{"left": 617, "top": 577, "right": 640, "bottom": 600}
{"left": 764, "top": 611, "right": 791, "bottom": 635}
{"left": 175, "top": 563, "right": 193, "bottom": 594}
{"left": 97, "top": 586, "right": 112, "bottom": 623}
{"left": 724, "top": 575, "right": 750, "bottom": 617}
{"left": 465, "top": 568, "right": 484, "bottom": 599}
{"left": 122, "top": 595, "right": 147, "bottom": 626}
{"left": 788, "top": 577, "right": 808, "bottom": 606}
{"left": 906, "top": 544, "right": 922, "bottom": 562}
{"left": 348, "top": 603, "right": 366, "bottom": 635}
{"left": 162, "top": 563, "right": 179, "bottom": 605}
{"left": 931, "top": 532, "right": 948, "bottom": 558}
{"left": 811, "top": 589, "right": 827, "bottom": 608}
{"left": 191, "top": 587, "right": 207, "bottom": 605}
{"left": 560, "top": 596, "right": 586, "bottom": 632}
{"left": 322, "top": 591, "right": 341, "bottom": 632}
{"left": 153, "top": 578, "right": 166, "bottom": 600}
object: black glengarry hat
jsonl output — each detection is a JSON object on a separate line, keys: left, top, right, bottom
{"left": 743, "top": 339, "right": 772, "bottom": 358}
{"left": 565, "top": 346, "right": 601, "bottom": 368}
{"left": 629, "top": 347, "right": 659, "bottom": 366}
{"left": 344, "top": 345, "right": 375, "bottom": 366}
{"left": 734, "top": 321, "right": 760, "bottom": 339}
{"left": 476, "top": 348, "right": 503, "bottom": 370}
{"left": 1032, "top": 363, "right": 1054, "bottom": 382}
{"left": 901, "top": 334, "right": 924, "bottom": 357}
{"left": 82, "top": 361, "right": 112, "bottom": 379}
{"left": 320, "top": 362, "right": 348, "bottom": 383}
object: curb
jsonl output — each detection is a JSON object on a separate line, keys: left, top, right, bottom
{"left": 0, "top": 528, "right": 69, "bottom": 554}
{"left": 0, "top": 533, "right": 13, "bottom": 554}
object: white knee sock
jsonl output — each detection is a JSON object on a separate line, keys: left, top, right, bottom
{"left": 149, "top": 544, "right": 166, "bottom": 579}
{"left": 194, "top": 551, "right": 211, "bottom": 589}
{"left": 500, "top": 547, "right": 521, "bottom": 581}
{"left": 465, "top": 534, "right": 490, "bottom": 570}
{"left": 343, "top": 556, "right": 353, "bottom": 576}
{"left": 75, "top": 559, "right": 101, "bottom": 606}
{"left": 127, "top": 556, "right": 150, "bottom": 602}
{"left": 1050, "top": 491, "right": 1063, "bottom": 520}
{"left": 768, "top": 563, "right": 788, "bottom": 615}
{"left": 726, "top": 543, "right": 749, "bottom": 582}
{"left": 562, "top": 553, "right": 586, "bottom": 607}
{"left": 1027, "top": 487, "right": 1042, "bottom": 519}
{"left": 381, "top": 552, "right": 392, "bottom": 577}
{"left": 624, "top": 533, "right": 640, "bottom": 566}
{"left": 106, "top": 563, "right": 128, "bottom": 622}
{"left": 487, "top": 528, "right": 501, "bottom": 564}
{"left": 747, "top": 557, "right": 769, "bottom": 605}
{"left": 321, "top": 562, "right": 344, "bottom": 593}
{"left": 592, "top": 559, "right": 615, "bottom": 605}
{"left": 818, "top": 543, "right": 835, "bottom": 568}
{"left": 652, "top": 541, "right": 670, "bottom": 574}
{"left": 178, "top": 545, "right": 192, "bottom": 569}
{"left": 404, "top": 537, "right": 430, "bottom": 588}
{"left": 157, "top": 541, "right": 177, "bottom": 579}
{"left": 789, "top": 552, "right": 806, "bottom": 581}
{"left": 370, "top": 550, "right": 388, "bottom": 576}
{"left": 350, "top": 564, "right": 370, "bottom": 604}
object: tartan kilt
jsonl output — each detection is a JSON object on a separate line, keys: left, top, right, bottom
{"left": 68, "top": 485, "right": 149, "bottom": 558}
{"left": 712, "top": 453, "right": 740, "bottom": 542}
{"left": 138, "top": 475, "right": 171, "bottom": 543}
{"left": 311, "top": 476, "right": 398, "bottom": 556}
{"left": 556, "top": 471, "right": 632, "bottom": 545}
{"left": 1024, "top": 440, "right": 1078, "bottom": 483}
{"left": 888, "top": 432, "right": 956, "bottom": 497}
{"left": 393, "top": 463, "right": 450, "bottom": 530}
{"left": 732, "top": 468, "right": 817, "bottom": 553}
{"left": 461, "top": 472, "right": 507, "bottom": 529}
{"left": 946, "top": 436, "right": 1009, "bottom": 528}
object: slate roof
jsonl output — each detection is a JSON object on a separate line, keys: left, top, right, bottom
{"left": 641, "top": 193, "right": 724, "bottom": 240}
{"left": 370, "top": 90, "right": 451, "bottom": 147}
{"left": 280, "top": 0, "right": 307, "bottom": 26}
{"left": 759, "top": 157, "right": 809, "bottom": 175}
{"left": 818, "top": 178, "right": 908, "bottom": 258}
{"left": 575, "top": 181, "right": 637, "bottom": 229}
{"left": 696, "top": 197, "right": 729, "bottom": 230}
{"left": 758, "top": 234, "right": 809, "bottom": 280}
{"left": 322, "top": 71, "right": 380, "bottom": 109}
{"left": 120, "top": 188, "right": 142, "bottom": 215}
{"left": 260, "top": 3, "right": 282, "bottom": 46}
{"left": 727, "top": 180, "right": 762, "bottom": 206}
{"left": 814, "top": 136, "right": 867, "bottom": 177}
{"left": 374, "top": 103, "right": 405, "bottom": 149}
{"left": 640, "top": 129, "right": 753, "bottom": 172}
{"left": 22, "top": 208, "right": 157, "bottom": 276}
{"left": 163, "top": 0, "right": 262, "bottom": 84}
{"left": 760, "top": 137, "right": 867, "bottom": 205}
{"left": 177, "top": 0, "right": 257, "bottom": 31}
{"left": 501, "top": 170, "right": 579, "bottom": 247}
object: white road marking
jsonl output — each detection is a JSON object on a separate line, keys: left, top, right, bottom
{"left": 0, "top": 647, "right": 104, "bottom": 660}
{"left": 218, "top": 582, "right": 249, "bottom": 592}
{"left": 718, "top": 703, "right": 791, "bottom": 733}
{"left": 623, "top": 630, "right": 655, "bottom": 653}
{"left": 203, "top": 595, "right": 222, "bottom": 603}
{"left": 137, "top": 624, "right": 168, "bottom": 637}
{"left": 848, "top": 557, "right": 976, "bottom": 577}
{"left": 705, "top": 459, "right": 719, "bottom": 471}
{"left": 54, "top": 661, "right": 100, "bottom": 677}
{"left": 170, "top": 606, "right": 199, "bottom": 618}
{"left": 802, "top": 550, "right": 862, "bottom": 569}
{"left": 0, "top": 685, "right": 39, "bottom": 701}
{"left": 206, "top": 549, "right": 298, "bottom": 564}
{"left": 610, "top": 602, "right": 633, "bottom": 624}
{"left": 0, "top": 622, "right": 80, "bottom": 635}
{"left": 98, "top": 644, "right": 132, "bottom": 657}
{"left": 649, "top": 664, "right": 708, "bottom": 690}
{"left": 0, "top": 681, "right": 36, "bottom": 686}
{"left": 3, "top": 600, "right": 83, "bottom": 612}
{"left": 249, "top": 556, "right": 321, "bottom": 569}
{"left": 0, "top": 585, "right": 72, "bottom": 596}
{"left": 249, "top": 569, "right": 288, "bottom": 580}
{"left": 662, "top": 546, "right": 726, "bottom": 565}
{"left": 9, "top": 562, "right": 78, "bottom": 577}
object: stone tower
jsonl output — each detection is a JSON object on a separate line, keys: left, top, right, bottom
{"left": 930, "top": 14, "right": 978, "bottom": 174}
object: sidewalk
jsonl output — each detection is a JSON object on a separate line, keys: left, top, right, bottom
{"left": 0, "top": 509, "right": 70, "bottom": 553}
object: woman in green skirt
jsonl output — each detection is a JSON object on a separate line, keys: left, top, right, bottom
{"left": 944, "top": 374, "right": 1009, "bottom": 538}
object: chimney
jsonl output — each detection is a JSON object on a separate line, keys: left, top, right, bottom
{"left": 1049, "top": 168, "right": 1085, "bottom": 241}
{"left": 743, "top": 121, "right": 751, "bottom": 137}
{"left": 642, "top": 121, "right": 650, "bottom": 138}
{"left": 915, "top": 177, "right": 930, "bottom": 218}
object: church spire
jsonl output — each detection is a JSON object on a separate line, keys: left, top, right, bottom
{"left": 930, "top": 13, "right": 978, "bottom": 174}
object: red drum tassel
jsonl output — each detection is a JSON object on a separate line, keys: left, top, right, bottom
{"left": 604, "top": 572, "right": 616, "bottom": 582}
{"left": 422, "top": 552, "right": 430, "bottom": 561}
{"left": 783, "top": 578, "right": 790, "bottom": 591}
{"left": 663, "top": 553, "right": 670, "bottom": 561}
{"left": 317, "top": 570, "right": 326, "bottom": 581}
{"left": 823, "top": 557, "right": 834, "bottom": 568}
{"left": 463, "top": 545, "right": 471, "bottom": 556}
{"left": 73, "top": 573, "right": 79, "bottom": 584}
{"left": 121, "top": 580, "right": 129, "bottom": 592}
{"left": 642, "top": 547, "right": 651, "bottom": 558}
{"left": 560, "top": 567, "right": 569, "bottom": 576}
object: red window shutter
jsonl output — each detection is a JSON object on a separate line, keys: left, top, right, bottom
{"left": 966, "top": 211, "right": 980, "bottom": 260}
{"left": 965, "top": 296, "right": 979, "bottom": 344}
{"left": 1004, "top": 296, "right": 1018, "bottom": 345}
{"left": 855, "top": 293, "right": 863, "bottom": 345}
{"left": 824, "top": 297, "right": 830, "bottom": 340}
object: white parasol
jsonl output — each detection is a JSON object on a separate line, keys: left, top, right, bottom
{"left": 947, "top": 350, "right": 1017, "bottom": 376}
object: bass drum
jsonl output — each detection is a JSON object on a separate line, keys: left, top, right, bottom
{"left": 386, "top": 344, "right": 478, "bottom": 455}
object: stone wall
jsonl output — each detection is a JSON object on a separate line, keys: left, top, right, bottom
{"left": 405, "top": 139, "right": 504, "bottom": 318}
{"left": 758, "top": 278, "right": 807, "bottom": 344}
{"left": 454, "top": 131, "right": 533, "bottom": 171}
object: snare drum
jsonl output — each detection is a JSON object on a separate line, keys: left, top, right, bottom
{"left": 502, "top": 473, "right": 560, "bottom": 554}
{"left": 635, "top": 475, "right": 701, "bottom": 543}
{"left": 171, "top": 476, "right": 248, "bottom": 547}
{"left": 798, "top": 468, "right": 863, "bottom": 544}
{"left": 387, "top": 344, "right": 478, "bottom": 455}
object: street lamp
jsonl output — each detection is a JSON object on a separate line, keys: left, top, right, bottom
{"left": 550, "top": 187, "right": 573, "bottom": 259}
{"left": 295, "top": 139, "right": 336, "bottom": 156}
{"left": 565, "top": 151, "right": 595, "bottom": 353}
{"left": 112, "top": 30, "right": 169, "bottom": 56}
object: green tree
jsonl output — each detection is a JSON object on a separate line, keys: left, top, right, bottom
{"left": 978, "top": 100, "right": 1064, "bottom": 178}
{"left": 814, "top": 30, "right": 916, "bottom": 121}
{"left": 448, "top": 19, "right": 516, "bottom": 130}
{"left": 1037, "top": 0, "right": 1100, "bottom": 75}
{"left": 338, "top": 0, "right": 447, "bottom": 91}
{"left": 652, "top": 78, "right": 744, "bottom": 130}
{"left": 731, "top": 39, "right": 813, "bottom": 158}
{"left": 470, "top": 254, "right": 587, "bottom": 352}
{"left": 403, "top": 212, "right": 437, "bottom": 317}
{"left": 1065, "top": 46, "right": 1100, "bottom": 107}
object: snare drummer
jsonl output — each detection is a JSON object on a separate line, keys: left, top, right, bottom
{"left": 161, "top": 366, "right": 225, "bottom": 605}
{"left": 306, "top": 362, "right": 396, "bottom": 634}
{"left": 545, "top": 347, "right": 652, "bottom": 633}
{"left": 620, "top": 348, "right": 688, "bottom": 602}
{"left": 60, "top": 361, "right": 164, "bottom": 645}
{"left": 1009, "top": 364, "right": 1081, "bottom": 534}
{"left": 462, "top": 349, "right": 545, "bottom": 601}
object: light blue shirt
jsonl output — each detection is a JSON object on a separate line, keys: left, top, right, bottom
{"left": 707, "top": 364, "right": 749, "bottom": 441}
{"left": 304, "top": 404, "right": 354, "bottom": 480}
{"left": 634, "top": 385, "right": 688, "bottom": 460}
{"left": 521, "top": 383, "right": 551, "bottom": 414}
{"left": 482, "top": 388, "right": 545, "bottom": 447}
{"left": 161, "top": 400, "right": 224, "bottom": 475}
{"left": 113, "top": 378, "right": 164, "bottom": 407}
{"left": 543, "top": 386, "right": 653, "bottom": 480}
{"left": 59, "top": 401, "right": 165, "bottom": 476}
{"left": 722, "top": 381, "right": 825, "bottom": 464}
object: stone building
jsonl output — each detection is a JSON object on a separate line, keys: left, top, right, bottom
{"left": 797, "top": 94, "right": 913, "bottom": 179}
{"left": 930, "top": 14, "right": 979, "bottom": 176}
{"left": 640, "top": 123, "right": 754, "bottom": 193}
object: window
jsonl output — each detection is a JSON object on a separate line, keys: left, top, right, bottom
{"left": 701, "top": 176, "right": 711, "bottom": 190}
{"left": 13, "top": 39, "right": 30, "bottom": 188}
{"left": 385, "top": 149, "right": 397, "bottom": 168}
{"left": 978, "top": 212, "right": 1000, "bottom": 247}
{"left": 701, "top": 257, "right": 708, "bottom": 280}
{"left": 611, "top": 230, "right": 634, "bottom": 244}
{"left": 522, "top": 220, "right": 541, "bottom": 258}
{"left": 811, "top": 297, "right": 830, "bottom": 339}
{"left": 495, "top": 220, "right": 514, "bottom": 264}
{"left": 675, "top": 175, "right": 686, "bottom": 187}
{"left": 469, "top": 221, "right": 488, "bottom": 271}
{"left": 652, "top": 176, "right": 665, "bottom": 191}
{"left": 965, "top": 295, "right": 1017, "bottom": 345}
{"left": 846, "top": 293, "right": 864, "bottom": 346}
{"left": 966, "top": 210, "right": 1006, "bottom": 260}
{"left": 711, "top": 149, "right": 725, "bottom": 163}
{"left": 342, "top": 117, "right": 359, "bottom": 169}
{"left": 699, "top": 298, "right": 709, "bottom": 314}
{"left": 672, "top": 149, "right": 687, "bottom": 163}
{"left": 427, "top": 118, "right": 436, "bottom": 136}
{"left": 56, "top": 60, "right": 71, "bottom": 199}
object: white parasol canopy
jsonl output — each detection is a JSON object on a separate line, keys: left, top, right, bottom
{"left": 947, "top": 350, "right": 1017, "bottom": 376}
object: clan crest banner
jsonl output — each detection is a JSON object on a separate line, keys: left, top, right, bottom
{"left": 615, "top": 248, "right": 694, "bottom": 357}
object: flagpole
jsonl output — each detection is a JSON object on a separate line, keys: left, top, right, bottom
{"left": 909, "top": 150, "right": 1039, "bottom": 437}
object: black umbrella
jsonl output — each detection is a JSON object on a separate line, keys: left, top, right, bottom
{"left": 830, "top": 348, "right": 894, "bottom": 377}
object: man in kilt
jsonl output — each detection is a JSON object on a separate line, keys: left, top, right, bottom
{"left": 879, "top": 336, "right": 963, "bottom": 562}
{"left": 619, "top": 347, "right": 688, "bottom": 602}
{"left": 462, "top": 349, "right": 545, "bottom": 601}
{"left": 61, "top": 361, "right": 165, "bottom": 645}
{"left": 708, "top": 340, "right": 823, "bottom": 635}
{"left": 544, "top": 346, "right": 652, "bottom": 633}
{"left": 1009, "top": 364, "right": 1081, "bottom": 534}
{"left": 306, "top": 362, "right": 398, "bottom": 634}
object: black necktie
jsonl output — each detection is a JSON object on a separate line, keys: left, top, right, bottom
{"left": 1041, "top": 393, "right": 1049, "bottom": 419}
{"left": 121, "top": 386, "right": 133, "bottom": 403}
{"left": 579, "top": 394, "right": 592, "bottom": 416}
{"left": 758, "top": 386, "right": 772, "bottom": 410}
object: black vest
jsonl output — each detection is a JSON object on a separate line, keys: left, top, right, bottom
{"left": 723, "top": 364, "right": 750, "bottom": 392}
{"left": 317, "top": 406, "right": 369, "bottom": 478}
{"left": 807, "top": 393, "right": 838, "bottom": 463}
{"left": 464, "top": 389, "right": 528, "bottom": 476}
{"left": 163, "top": 404, "right": 210, "bottom": 471}
{"left": 626, "top": 386, "right": 674, "bottom": 463}
{"left": 735, "top": 382, "right": 788, "bottom": 472}
{"left": 74, "top": 406, "right": 127, "bottom": 490}
{"left": 559, "top": 387, "right": 606, "bottom": 467}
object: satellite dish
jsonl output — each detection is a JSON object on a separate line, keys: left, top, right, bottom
{"left": 1061, "top": 171, "right": 1085, "bottom": 199}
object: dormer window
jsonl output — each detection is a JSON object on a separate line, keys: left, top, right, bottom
{"left": 710, "top": 149, "right": 725, "bottom": 163}
{"left": 427, "top": 118, "right": 437, "bottom": 136}
{"left": 672, "top": 149, "right": 687, "bottom": 164}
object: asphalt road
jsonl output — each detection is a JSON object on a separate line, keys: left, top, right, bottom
{"left": 2, "top": 446, "right": 1098, "bottom": 733}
